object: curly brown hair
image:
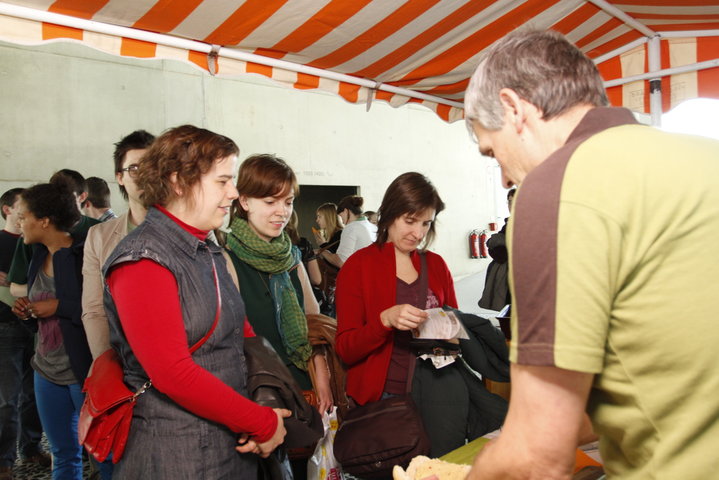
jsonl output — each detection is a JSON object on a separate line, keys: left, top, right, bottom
{"left": 136, "top": 125, "right": 238, "bottom": 208}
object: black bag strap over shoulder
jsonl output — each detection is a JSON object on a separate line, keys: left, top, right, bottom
{"left": 405, "top": 252, "right": 428, "bottom": 393}
{"left": 418, "top": 252, "right": 428, "bottom": 310}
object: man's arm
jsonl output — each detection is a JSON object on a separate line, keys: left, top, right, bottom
{"left": 468, "top": 364, "right": 594, "bottom": 480}
{"left": 81, "top": 228, "right": 112, "bottom": 359}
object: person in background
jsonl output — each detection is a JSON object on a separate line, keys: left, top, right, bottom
{"left": 285, "top": 210, "right": 322, "bottom": 288}
{"left": 82, "top": 177, "right": 116, "bottom": 222}
{"left": 336, "top": 172, "right": 505, "bottom": 457}
{"left": 10, "top": 183, "right": 106, "bottom": 480}
{"left": 103, "top": 125, "right": 288, "bottom": 478}
{"left": 7, "top": 169, "right": 100, "bottom": 298}
{"left": 478, "top": 188, "right": 515, "bottom": 312}
{"left": 81, "top": 130, "right": 155, "bottom": 361}
{"left": 364, "top": 210, "right": 378, "bottom": 225}
{"left": 225, "top": 154, "right": 333, "bottom": 414}
{"left": 320, "top": 195, "right": 376, "bottom": 269}
{"left": 463, "top": 29, "right": 719, "bottom": 479}
{"left": 313, "top": 203, "right": 343, "bottom": 251}
{"left": 0, "top": 188, "right": 50, "bottom": 480}
{"left": 313, "top": 203, "right": 343, "bottom": 317}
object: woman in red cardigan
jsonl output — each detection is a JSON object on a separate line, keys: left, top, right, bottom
{"left": 337, "top": 172, "right": 490, "bottom": 457}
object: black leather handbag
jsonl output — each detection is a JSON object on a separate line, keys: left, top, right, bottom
{"left": 333, "top": 394, "right": 430, "bottom": 478}
{"left": 243, "top": 336, "right": 323, "bottom": 449}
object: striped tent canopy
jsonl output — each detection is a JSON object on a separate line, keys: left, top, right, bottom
{"left": 1, "top": 0, "right": 718, "bottom": 122}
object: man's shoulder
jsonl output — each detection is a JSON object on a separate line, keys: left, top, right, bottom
{"left": 87, "top": 214, "right": 126, "bottom": 238}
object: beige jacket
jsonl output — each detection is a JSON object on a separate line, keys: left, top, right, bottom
{"left": 81, "top": 213, "right": 130, "bottom": 359}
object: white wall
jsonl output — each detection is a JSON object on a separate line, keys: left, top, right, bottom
{"left": 0, "top": 40, "right": 500, "bottom": 279}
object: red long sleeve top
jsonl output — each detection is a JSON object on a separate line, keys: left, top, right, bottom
{"left": 335, "top": 243, "right": 458, "bottom": 405}
{"left": 106, "top": 206, "right": 276, "bottom": 442}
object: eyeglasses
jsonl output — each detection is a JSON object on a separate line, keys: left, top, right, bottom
{"left": 119, "top": 164, "right": 140, "bottom": 178}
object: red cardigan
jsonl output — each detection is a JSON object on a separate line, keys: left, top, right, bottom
{"left": 335, "top": 243, "right": 457, "bottom": 405}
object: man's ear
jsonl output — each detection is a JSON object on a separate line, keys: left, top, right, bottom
{"left": 77, "top": 191, "right": 88, "bottom": 204}
{"left": 498, "top": 88, "right": 528, "bottom": 134}
{"left": 116, "top": 171, "right": 124, "bottom": 186}
{"left": 1, "top": 205, "right": 10, "bottom": 218}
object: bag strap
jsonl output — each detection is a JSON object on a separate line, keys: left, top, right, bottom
{"left": 405, "top": 253, "right": 428, "bottom": 394}
{"left": 189, "top": 255, "right": 222, "bottom": 354}
{"left": 312, "top": 239, "right": 341, "bottom": 259}
{"left": 418, "top": 252, "right": 428, "bottom": 311}
{"left": 135, "top": 255, "right": 223, "bottom": 397}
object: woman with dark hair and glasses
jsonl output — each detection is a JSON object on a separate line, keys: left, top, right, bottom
{"left": 335, "top": 172, "right": 507, "bottom": 457}
{"left": 102, "top": 125, "right": 288, "bottom": 479}
{"left": 11, "top": 183, "right": 111, "bottom": 480}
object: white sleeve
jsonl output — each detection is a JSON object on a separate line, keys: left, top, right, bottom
{"left": 336, "top": 225, "right": 356, "bottom": 262}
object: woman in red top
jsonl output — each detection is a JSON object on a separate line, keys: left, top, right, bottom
{"left": 336, "top": 172, "right": 491, "bottom": 457}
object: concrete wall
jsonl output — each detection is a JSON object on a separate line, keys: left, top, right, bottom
{"left": 0, "top": 40, "right": 504, "bottom": 280}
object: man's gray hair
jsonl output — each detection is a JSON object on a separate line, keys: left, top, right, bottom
{"left": 465, "top": 29, "right": 609, "bottom": 131}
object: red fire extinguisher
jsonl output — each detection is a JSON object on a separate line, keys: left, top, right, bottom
{"left": 469, "top": 230, "right": 480, "bottom": 258}
{"left": 479, "top": 230, "right": 488, "bottom": 258}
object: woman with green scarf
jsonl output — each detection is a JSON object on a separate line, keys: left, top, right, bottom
{"left": 225, "top": 154, "right": 333, "bottom": 415}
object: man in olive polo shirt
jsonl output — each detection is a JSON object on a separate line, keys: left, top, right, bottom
{"left": 464, "top": 30, "right": 719, "bottom": 479}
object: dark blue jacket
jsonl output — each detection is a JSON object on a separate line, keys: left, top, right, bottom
{"left": 27, "top": 237, "right": 92, "bottom": 383}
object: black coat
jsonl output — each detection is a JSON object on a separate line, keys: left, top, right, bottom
{"left": 479, "top": 221, "right": 511, "bottom": 311}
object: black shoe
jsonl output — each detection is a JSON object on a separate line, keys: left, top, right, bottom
{"left": 24, "top": 451, "right": 52, "bottom": 468}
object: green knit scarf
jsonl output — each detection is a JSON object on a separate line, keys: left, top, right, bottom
{"left": 226, "top": 217, "right": 311, "bottom": 370}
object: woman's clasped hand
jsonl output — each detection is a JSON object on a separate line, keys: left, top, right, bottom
{"left": 380, "top": 304, "right": 429, "bottom": 331}
{"left": 235, "top": 408, "right": 292, "bottom": 458}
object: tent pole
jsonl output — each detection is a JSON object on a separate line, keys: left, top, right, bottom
{"left": 603, "top": 59, "right": 719, "bottom": 87}
{"left": 586, "top": 0, "right": 656, "bottom": 37}
{"left": 648, "top": 36, "right": 662, "bottom": 127}
{"left": 593, "top": 38, "right": 648, "bottom": 65}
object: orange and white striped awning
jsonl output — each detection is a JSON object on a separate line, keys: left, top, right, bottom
{"left": 1, "top": 0, "right": 718, "bottom": 122}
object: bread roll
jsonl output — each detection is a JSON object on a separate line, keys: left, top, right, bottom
{"left": 393, "top": 455, "right": 470, "bottom": 480}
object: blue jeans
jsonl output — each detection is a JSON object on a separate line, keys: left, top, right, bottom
{"left": 34, "top": 373, "right": 113, "bottom": 480}
{"left": 0, "top": 321, "right": 43, "bottom": 468}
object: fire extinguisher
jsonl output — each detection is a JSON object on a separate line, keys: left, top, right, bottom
{"left": 479, "top": 230, "right": 488, "bottom": 258}
{"left": 469, "top": 230, "right": 480, "bottom": 258}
